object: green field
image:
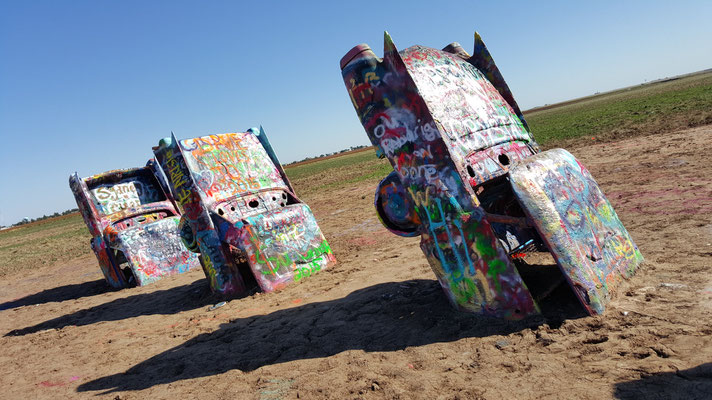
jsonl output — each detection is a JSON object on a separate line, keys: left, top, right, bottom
{"left": 526, "top": 70, "right": 712, "bottom": 145}
{"left": 2, "top": 70, "right": 711, "bottom": 277}
{"left": 285, "top": 148, "right": 391, "bottom": 194}
{"left": 0, "top": 213, "right": 91, "bottom": 276}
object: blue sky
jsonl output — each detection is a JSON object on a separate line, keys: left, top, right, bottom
{"left": 1, "top": 0, "right": 710, "bottom": 225}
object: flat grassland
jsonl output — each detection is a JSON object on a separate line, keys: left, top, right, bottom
{"left": 0, "top": 213, "right": 90, "bottom": 277}
{"left": 525, "top": 70, "right": 712, "bottom": 144}
{"left": 1, "top": 71, "right": 711, "bottom": 399}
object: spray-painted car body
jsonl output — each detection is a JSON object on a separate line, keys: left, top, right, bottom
{"left": 69, "top": 161, "right": 201, "bottom": 288}
{"left": 340, "top": 32, "right": 643, "bottom": 319}
{"left": 154, "top": 128, "right": 336, "bottom": 297}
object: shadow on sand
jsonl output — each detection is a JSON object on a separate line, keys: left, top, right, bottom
{"left": 0, "top": 279, "right": 116, "bottom": 311}
{"left": 5, "top": 279, "right": 215, "bottom": 336}
{"left": 77, "top": 278, "right": 585, "bottom": 394}
{"left": 614, "top": 363, "right": 712, "bottom": 399}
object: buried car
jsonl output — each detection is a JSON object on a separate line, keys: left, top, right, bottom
{"left": 69, "top": 161, "right": 201, "bottom": 288}
{"left": 340, "top": 31, "right": 643, "bottom": 319}
{"left": 153, "top": 127, "right": 336, "bottom": 297}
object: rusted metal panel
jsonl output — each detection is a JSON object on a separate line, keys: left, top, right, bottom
{"left": 154, "top": 128, "right": 335, "bottom": 297}
{"left": 69, "top": 162, "right": 201, "bottom": 288}
{"left": 341, "top": 31, "right": 642, "bottom": 318}
{"left": 509, "top": 149, "right": 643, "bottom": 314}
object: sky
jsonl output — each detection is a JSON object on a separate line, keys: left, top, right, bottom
{"left": 1, "top": 0, "right": 711, "bottom": 225}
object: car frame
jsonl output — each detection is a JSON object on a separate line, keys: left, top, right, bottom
{"left": 153, "top": 127, "right": 336, "bottom": 296}
{"left": 69, "top": 160, "right": 201, "bottom": 288}
{"left": 340, "top": 31, "right": 643, "bottom": 319}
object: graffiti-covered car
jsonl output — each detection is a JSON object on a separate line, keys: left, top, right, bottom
{"left": 154, "top": 127, "right": 336, "bottom": 297}
{"left": 69, "top": 161, "right": 201, "bottom": 288}
{"left": 340, "top": 32, "right": 643, "bottom": 319}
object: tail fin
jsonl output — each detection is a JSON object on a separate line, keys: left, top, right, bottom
{"left": 466, "top": 32, "right": 530, "bottom": 132}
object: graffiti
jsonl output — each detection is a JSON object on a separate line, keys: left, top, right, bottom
{"left": 341, "top": 31, "right": 641, "bottom": 318}
{"left": 162, "top": 149, "right": 192, "bottom": 206}
{"left": 180, "top": 132, "right": 287, "bottom": 203}
{"left": 397, "top": 164, "right": 438, "bottom": 182}
{"left": 464, "top": 140, "right": 536, "bottom": 186}
{"left": 222, "top": 196, "right": 336, "bottom": 292}
{"left": 402, "top": 45, "right": 532, "bottom": 161}
{"left": 106, "top": 217, "right": 196, "bottom": 286}
{"left": 154, "top": 128, "right": 335, "bottom": 297}
{"left": 69, "top": 164, "right": 201, "bottom": 288}
{"left": 375, "top": 172, "right": 420, "bottom": 236}
{"left": 510, "top": 149, "right": 643, "bottom": 314}
{"left": 341, "top": 33, "right": 538, "bottom": 319}
{"left": 90, "top": 179, "right": 162, "bottom": 214}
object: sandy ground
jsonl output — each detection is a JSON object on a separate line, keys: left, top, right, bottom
{"left": 1, "top": 126, "right": 711, "bottom": 400}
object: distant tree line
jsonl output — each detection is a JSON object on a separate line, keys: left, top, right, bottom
{"left": 286, "top": 145, "right": 369, "bottom": 165}
{"left": 7, "top": 208, "right": 79, "bottom": 228}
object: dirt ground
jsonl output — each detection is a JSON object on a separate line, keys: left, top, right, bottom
{"left": 1, "top": 126, "right": 711, "bottom": 400}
